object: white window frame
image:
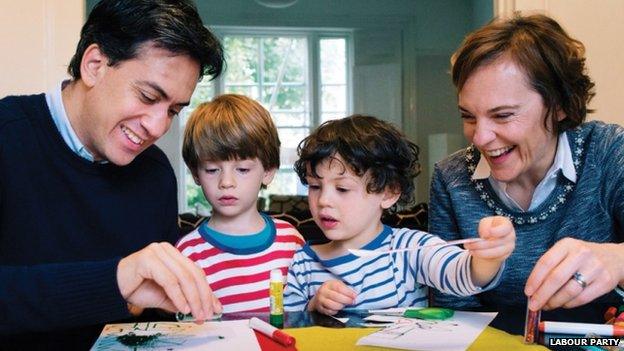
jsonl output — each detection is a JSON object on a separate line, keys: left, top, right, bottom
{"left": 212, "top": 26, "right": 353, "bottom": 126}
{"left": 178, "top": 26, "right": 353, "bottom": 213}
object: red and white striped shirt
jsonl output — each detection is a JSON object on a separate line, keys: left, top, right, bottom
{"left": 176, "top": 216, "right": 304, "bottom": 313}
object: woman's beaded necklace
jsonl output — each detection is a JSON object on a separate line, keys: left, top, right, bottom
{"left": 464, "top": 126, "right": 586, "bottom": 225}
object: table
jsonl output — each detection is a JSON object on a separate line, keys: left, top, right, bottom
{"left": 116, "top": 304, "right": 612, "bottom": 350}
{"left": 230, "top": 303, "right": 623, "bottom": 350}
{"left": 220, "top": 310, "right": 549, "bottom": 350}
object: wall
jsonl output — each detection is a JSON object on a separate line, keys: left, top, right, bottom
{"left": 0, "top": 0, "right": 83, "bottom": 96}
{"left": 408, "top": 1, "right": 492, "bottom": 202}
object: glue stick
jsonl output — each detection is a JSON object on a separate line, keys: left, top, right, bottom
{"left": 269, "top": 269, "right": 284, "bottom": 327}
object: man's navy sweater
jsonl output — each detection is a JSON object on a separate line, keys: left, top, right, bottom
{"left": 0, "top": 94, "right": 179, "bottom": 349}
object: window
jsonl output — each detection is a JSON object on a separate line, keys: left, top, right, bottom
{"left": 182, "top": 28, "right": 352, "bottom": 214}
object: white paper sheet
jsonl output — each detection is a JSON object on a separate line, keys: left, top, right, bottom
{"left": 356, "top": 311, "right": 497, "bottom": 351}
{"left": 90, "top": 319, "right": 261, "bottom": 351}
{"left": 359, "top": 315, "right": 411, "bottom": 327}
{"left": 368, "top": 307, "right": 409, "bottom": 315}
{"left": 330, "top": 316, "right": 350, "bottom": 324}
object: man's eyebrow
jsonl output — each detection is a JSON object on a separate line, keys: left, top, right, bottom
{"left": 137, "top": 80, "right": 191, "bottom": 107}
{"left": 137, "top": 80, "right": 169, "bottom": 99}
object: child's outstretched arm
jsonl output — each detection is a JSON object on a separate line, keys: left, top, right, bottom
{"left": 465, "top": 216, "right": 516, "bottom": 287}
{"left": 308, "top": 280, "right": 357, "bottom": 316}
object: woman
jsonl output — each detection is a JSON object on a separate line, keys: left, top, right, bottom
{"left": 429, "top": 14, "right": 624, "bottom": 317}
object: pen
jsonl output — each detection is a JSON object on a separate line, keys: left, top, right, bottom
{"left": 249, "top": 317, "right": 296, "bottom": 347}
{"left": 539, "top": 321, "right": 624, "bottom": 336}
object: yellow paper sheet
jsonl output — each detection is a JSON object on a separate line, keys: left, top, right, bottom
{"left": 284, "top": 326, "right": 548, "bottom": 351}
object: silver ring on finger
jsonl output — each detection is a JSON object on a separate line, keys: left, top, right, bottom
{"left": 572, "top": 271, "right": 587, "bottom": 289}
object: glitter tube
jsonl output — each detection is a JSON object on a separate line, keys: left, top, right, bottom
{"left": 524, "top": 303, "right": 541, "bottom": 344}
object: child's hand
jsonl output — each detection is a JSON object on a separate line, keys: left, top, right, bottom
{"left": 466, "top": 215, "right": 516, "bottom": 262}
{"left": 466, "top": 216, "right": 516, "bottom": 286}
{"left": 308, "top": 279, "right": 356, "bottom": 315}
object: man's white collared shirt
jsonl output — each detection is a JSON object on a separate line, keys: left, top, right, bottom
{"left": 46, "top": 80, "right": 106, "bottom": 163}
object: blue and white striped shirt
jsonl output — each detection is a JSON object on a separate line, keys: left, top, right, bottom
{"left": 284, "top": 225, "right": 501, "bottom": 311}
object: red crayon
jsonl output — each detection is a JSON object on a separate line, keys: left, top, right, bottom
{"left": 249, "top": 317, "right": 296, "bottom": 347}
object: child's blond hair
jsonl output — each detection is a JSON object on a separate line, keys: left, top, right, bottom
{"left": 182, "top": 94, "right": 280, "bottom": 174}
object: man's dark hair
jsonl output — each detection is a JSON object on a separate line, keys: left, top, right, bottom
{"left": 294, "top": 115, "right": 421, "bottom": 211}
{"left": 68, "top": 0, "right": 224, "bottom": 81}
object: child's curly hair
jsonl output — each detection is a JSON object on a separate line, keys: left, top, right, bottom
{"left": 294, "top": 114, "right": 420, "bottom": 211}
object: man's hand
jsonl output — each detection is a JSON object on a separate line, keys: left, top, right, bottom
{"left": 307, "top": 279, "right": 356, "bottom": 315}
{"left": 116, "top": 242, "right": 222, "bottom": 322}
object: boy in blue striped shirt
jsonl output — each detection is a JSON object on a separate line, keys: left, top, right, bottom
{"left": 284, "top": 115, "right": 516, "bottom": 314}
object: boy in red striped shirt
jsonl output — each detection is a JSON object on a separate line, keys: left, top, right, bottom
{"left": 177, "top": 94, "right": 304, "bottom": 313}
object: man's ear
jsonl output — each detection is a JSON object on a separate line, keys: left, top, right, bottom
{"left": 381, "top": 187, "right": 401, "bottom": 210}
{"left": 80, "top": 44, "right": 108, "bottom": 87}
{"left": 262, "top": 167, "right": 278, "bottom": 187}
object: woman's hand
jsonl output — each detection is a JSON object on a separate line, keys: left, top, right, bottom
{"left": 308, "top": 279, "right": 356, "bottom": 315}
{"left": 525, "top": 238, "right": 624, "bottom": 311}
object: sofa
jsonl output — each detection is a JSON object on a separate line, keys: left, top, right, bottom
{"left": 179, "top": 195, "right": 428, "bottom": 243}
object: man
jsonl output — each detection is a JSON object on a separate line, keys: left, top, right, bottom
{"left": 0, "top": 0, "right": 224, "bottom": 348}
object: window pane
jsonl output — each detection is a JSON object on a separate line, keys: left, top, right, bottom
{"left": 223, "top": 37, "right": 259, "bottom": 84}
{"left": 224, "top": 85, "right": 260, "bottom": 100}
{"left": 272, "top": 112, "right": 308, "bottom": 127}
{"left": 262, "top": 85, "right": 306, "bottom": 112}
{"left": 321, "top": 84, "right": 347, "bottom": 112}
{"left": 182, "top": 77, "right": 216, "bottom": 214}
{"left": 321, "top": 112, "right": 345, "bottom": 124}
{"left": 185, "top": 168, "right": 211, "bottom": 215}
{"left": 278, "top": 128, "right": 308, "bottom": 166}
{"left": 263, "top": 170, "right": 300, "bottom": 197}
{"left": 320, "top": 38, "right": 346, "bottom": 84}
{"left": 189, "top": 78, "right": 214, "bottom": 110}
{"left": 263, "top": 37, "right": 307, "bottom": 83}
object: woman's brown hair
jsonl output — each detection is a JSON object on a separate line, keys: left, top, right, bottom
{"left": 451, "top": 14, "right": 595, "bottom": 132}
